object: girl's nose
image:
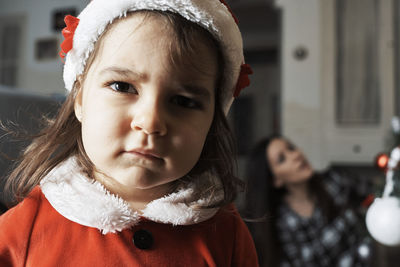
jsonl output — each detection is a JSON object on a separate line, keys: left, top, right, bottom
{"left": 130, "top": 100, "right": 167, "bottom": 136}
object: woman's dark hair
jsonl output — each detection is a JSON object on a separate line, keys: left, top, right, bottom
{"left": 244, "top": 135, "right": 338, "bottom": 267}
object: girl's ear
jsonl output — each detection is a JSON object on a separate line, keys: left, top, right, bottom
{"left": 74, "top": 76, "right": 84, "bottom": 122}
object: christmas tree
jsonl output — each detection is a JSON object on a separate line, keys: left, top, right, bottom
{"left": 366, "top": 116, "right": 400, "bottom": 246}
{"left": 389, "top": 117, "right": 400, "bottom": 198}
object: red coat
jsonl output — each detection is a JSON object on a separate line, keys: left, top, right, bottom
{"left": 0, "top": 187, "right": 258, "bottom": 266}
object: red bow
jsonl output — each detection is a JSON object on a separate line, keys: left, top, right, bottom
{"left": 233, "top": 64, "right": 253, "bottom": 98}
{"left": 219, "top": 0, "right": 239, "bottom": 24}
{"left": 59, "top": 15, "right": 80, "bottom": 60}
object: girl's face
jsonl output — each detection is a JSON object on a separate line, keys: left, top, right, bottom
{"left": 74, "top": 14, "right": 217, "bottom": 200}
{"left": 266, "top": 138, "right": 313, "bottom": 188}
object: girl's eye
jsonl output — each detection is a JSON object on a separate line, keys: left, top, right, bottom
{"left": 108, "top": 81, "right": 137, "bottom": 94}
{"left": 171, "top": 95, "right": 202, "bottom": 109}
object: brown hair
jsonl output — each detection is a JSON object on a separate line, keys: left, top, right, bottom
{"left": 5, "top": 10, "right": 242, "bottom": 207}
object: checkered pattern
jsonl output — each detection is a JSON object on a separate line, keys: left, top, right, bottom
{"left": 276, "top": 170, "right": 371, "bottom": 267}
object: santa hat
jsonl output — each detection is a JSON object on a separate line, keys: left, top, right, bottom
{"left": 60, "top": 0, "right": 252, "bottom": 112}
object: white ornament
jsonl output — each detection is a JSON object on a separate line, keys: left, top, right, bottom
{"left": 366, "top": 197, "right": 400, "bottom": 246}
{"left": 390, "top": 147, "right": 400, "bottom": 162}
{"left": 366, "top": 145, "right": 400, "bottom": 246}
{"left": 392, "top": 116, "right": 400, "bottom": 134}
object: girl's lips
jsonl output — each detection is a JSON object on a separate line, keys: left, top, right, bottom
{"left": 126, "top": 148, "right": 163, "bottom": 161}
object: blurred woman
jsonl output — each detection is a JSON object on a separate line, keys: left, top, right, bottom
{"left": 244, "top": 136, "right": 371, "bottom": 267}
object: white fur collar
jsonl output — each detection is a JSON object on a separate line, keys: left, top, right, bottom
{"left": 40, "top": 157, "right": 222, "bottom": 234}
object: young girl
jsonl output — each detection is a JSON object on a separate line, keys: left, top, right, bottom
{"left": 244, "top": 136, "right": 372, "bottom": 267}
{"left": 0, "top": 0, "right": 258, "bottom": 266}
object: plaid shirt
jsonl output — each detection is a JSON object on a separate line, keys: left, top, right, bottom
{"left": 276, "top": 170, "right": 371, "bottom": 267}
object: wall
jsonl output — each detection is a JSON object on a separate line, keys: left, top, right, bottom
{"left": 0, "top": 0, "right": 87, "bottom": 95}
{"left": 321, "top": 0, "right": 395, "bottom": 166}
{"left": 276, "top": 0, "right": 395, "bottom": 170}
{"left": 275, "top": 0, "right": 325, "bottom": 169}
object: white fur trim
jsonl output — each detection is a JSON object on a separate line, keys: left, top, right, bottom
{"left": 40, "top": 157, "right": 221, "bottom": 234}
{"left": 63, "top": 0, "right": 243, "bottom": 111}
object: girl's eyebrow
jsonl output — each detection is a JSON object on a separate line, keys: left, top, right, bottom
{"left": 99, "top": 66, "right": 144, "bottom": 79}
{"left": 179, "top": 85, "right": 211, "bottom": 99}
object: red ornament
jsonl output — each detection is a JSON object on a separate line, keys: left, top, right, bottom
{"left": 375, "top": 153, "right": 389, "bottom": 171}
{"left": 59, "top": 15, "right": 80, "bottom": 60}
{"left": 361, "top": 194, "right": 375, "bottom": 208}
{"left": 233, "top": 63, "right": 253, "bottom": 98}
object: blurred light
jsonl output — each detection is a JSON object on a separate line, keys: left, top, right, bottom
{"left": 376, "top": 153, "right": 389, "bottom": 170}
{"left": 358, "top": 243, "right": 370, "bottom": 259}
